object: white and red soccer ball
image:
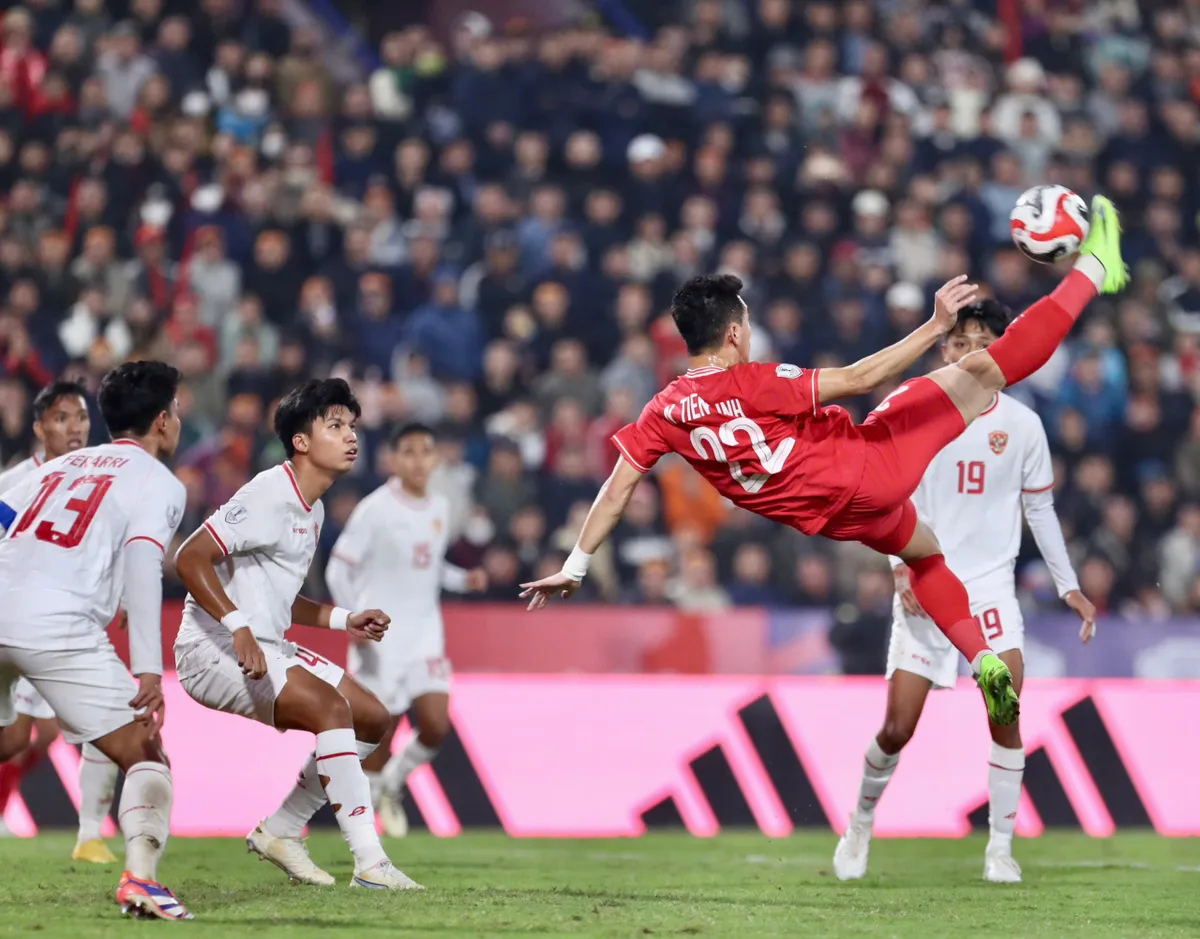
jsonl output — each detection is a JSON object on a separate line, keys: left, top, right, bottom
{"left": 1009, "top": 185, "right": 1090, "bottom": 263}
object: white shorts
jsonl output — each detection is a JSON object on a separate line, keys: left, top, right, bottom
{"left": 348, "top": 641, "right": 451, "bottom": 716}
{"left": 175, "top": 632, "right": 345, "bottom": 727}
{"left": 0, "top": 643, "right": 137, "bottom": 744}
{"left": 886, "top": 584, "right": 1024, "bottom": 690}
{"left": 13, "top": 678, "right": 55, "bottom": 720}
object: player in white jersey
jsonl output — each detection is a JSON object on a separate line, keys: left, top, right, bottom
{"left": 174, "top": 379, "right": 420, "bottom": 891}
{"left": 834, "top": 302, "right": 1096, "bottom": 885}
{"left": 326, "top": 423, "right": 487, "bottom": 837}
{"left": 0, "top": 362, "right": 192, "bottom": 919}
{"left": 0, "top": 381, "right": 121, "bottom": 863}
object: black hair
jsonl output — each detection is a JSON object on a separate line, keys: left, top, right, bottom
{"left": 670, "top": 274, "right": 747, "bottom": 355}
{"left": 954, "top": 299, "right": 1011, "bottom": 339}
{"left": 98, "top": 361, "right": 181, "bottom": 438}
{"left": 32, "top": 380, "right": 87, "bottom": 422}
{"left": 389, "top": 421, "right": 435, "bottom": 447}
{"left": 274, "top": 378, "right": 361, "bottom": 458}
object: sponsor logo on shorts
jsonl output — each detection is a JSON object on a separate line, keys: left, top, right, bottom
{"left": 293, "top": 527, "right": 308, "bottom": 535}
{"left": 989, "top": 431, "right": 1009, "bottom": 455}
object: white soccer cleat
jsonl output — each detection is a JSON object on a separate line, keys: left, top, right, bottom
{"left": 246, "top": 820, "right": 336, "bottom": 886}
{"left": 378, "top": 791, "right": 409, "bottom": 838}
{"left": 832, "top": 815, "right": 873, "bottom": 881}
{"left": 351, "top": 859, "right": 423, "bottom": 890}
{"left": 984, "top": 849, "right": 1023, "bottom": 883}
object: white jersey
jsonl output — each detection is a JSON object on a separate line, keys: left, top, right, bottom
{"left": 893, "top": 394, "right": 1054, "bottom": 588}
{"left": 0, "top": 453, "right": 44, "bottom": 496}
{"left": 0, "top": 440, "right": 185, "bottom": 649}
{"left": 178, "top": 462, "right": 326, "bottom": 646}
{"left": 329, "top": 480, "right": 461, "bottom": 660}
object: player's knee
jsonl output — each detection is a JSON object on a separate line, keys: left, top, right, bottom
{"left": 321, "top": 691, "right": 354, "bottom": 731}
{"left": 0, "top": 725, "right": 28, "bottom": 762}
{"left": 353, "top": 697, "right": 391, "bottom": 744}
{"left": 878, "top": 718, "right": 916, "bottom": 753}
{"left": 417, "top": 713, "right": 450, "bottom": 748}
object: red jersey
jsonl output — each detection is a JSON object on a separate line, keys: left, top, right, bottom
{"left": 612, "top": 362, "right": 867, "bottom": 535}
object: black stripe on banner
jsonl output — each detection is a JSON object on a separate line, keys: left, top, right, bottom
{"left": 689, "top": 745, "right": 756, "bottom": 828}
{"left": 1023, "top": 747, "right": 1079, "bottom": 827}
{"left": 736, "top": 694, "right": 830, "bottom": 827}
{"left": 22, "top": 753, "right": 78, "bottom": 829}
{"left": 640, "top": 796, "right": 685, "bottom": 828}
{"left": 965, "top": 746, "right": 1079, "bottom": 829}
{"left": 429, "top": 726, "right": 501, "bottom": 827}
{"left": 1062, "top": 697, "right": 1151, "bottom": 827}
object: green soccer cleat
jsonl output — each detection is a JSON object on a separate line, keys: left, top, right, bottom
{"left": 977, "top": 654, "right": 1020, "bottom": 726}
{"left": 1078, "top": 195, "right": 1129, "bottom": 295}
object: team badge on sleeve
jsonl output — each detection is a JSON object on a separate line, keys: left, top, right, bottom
{"left": 776, "top": 364, "right": 803, "bottom": 379}
{"left": 989, "top": 431, "right": 1009, "bottom": 455}
{"left": 225, "top": 504, "right": 249, "bottom": 525}
{"left": 166, "top": 503, "right": 181, "bottom": 528}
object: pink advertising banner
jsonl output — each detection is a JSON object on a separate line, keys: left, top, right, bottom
{"left": 5, "top": 676, "right": 1196, "bottom": 838}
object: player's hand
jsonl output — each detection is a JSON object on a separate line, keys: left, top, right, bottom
{"left": 519, "top": 571, "right": 581, "bottom": 611}
{"left": 1064, "top": 589, "right": 1097, "bottom": 643}
{"left": 893, "top": 566, "right": 926, "bottom": 617}
{"left": 130, "top": 673, "right": 165, "bottom": 731}
{"left": 465, "top": 568, "right": 488, "bottom": 592}
{"left": 348, "top": 608, "right": 389, "bottom": 642}
{"left": 931, "top": 275, "right": 979, "bottom": 334}
{"left": 116, "top": 609, "right": 128, "bottom": 631}
{"left": 232, "top": 627, "right": 268, "bottom": 679}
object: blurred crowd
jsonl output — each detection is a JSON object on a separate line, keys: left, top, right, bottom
{"left": 2, "top": 0, "right": 1200, "bottom": 617}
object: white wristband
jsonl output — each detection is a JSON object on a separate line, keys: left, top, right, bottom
{"left": 562, "top": 546, "right": 592, "bottom": 582}
{"left": 221, "top": 610, "right": 251, "bottom": 634}
{"left": 329, "top": 607, "right": 350, "bottom": 631}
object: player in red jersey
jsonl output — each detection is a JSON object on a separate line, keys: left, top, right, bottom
{"left": 520, "top": 195, "right": 1128, "bottom": 725}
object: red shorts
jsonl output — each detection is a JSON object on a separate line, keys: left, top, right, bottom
{"left": 820, "top": 376, "right": 966, "bottom": 555}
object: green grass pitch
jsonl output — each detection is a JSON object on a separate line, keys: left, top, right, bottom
{"left": 0, "top": 832, "right": 1196, "bottom": 937}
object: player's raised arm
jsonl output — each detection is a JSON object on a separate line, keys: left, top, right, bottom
{"left": 519, "top": 455, "right": 643, "bottom": 610}
{"left": 817, "top": 276, "right": 978, "bottom": 404}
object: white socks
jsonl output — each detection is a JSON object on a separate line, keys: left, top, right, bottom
{"left": 316, "top": 729, "right": 386, "bottom": 871}
{"left": 384, "top": 737, "right": 439, "bottom": 796}
{"left": 264, "top": 751, "right": 327, "bottom": 839}
{"left": 854, "top": 737, "right": 899, "bottom": 822}
{"left": 987, "top": 742, "right": 1025, "bottom": 853}
{"left": 120, "top": 761, "right": 172, "bottom": 881}
{"left": 265, "top": 736, "right": 383, "bottom": 841}
{"left": 77, "top": 743, "right": 118, "bottom": 843}
{"left": 1074, "top": 253, "right": 1107, "bottom": 292}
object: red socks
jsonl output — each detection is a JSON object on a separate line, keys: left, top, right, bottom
{"left": 906, "top": 554, "right": 990, "bottom": 664}
{"left": 987, "top": 269, "right": 1098, "bottom": 386}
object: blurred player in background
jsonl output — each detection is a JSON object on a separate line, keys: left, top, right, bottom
{"left": 522, "top": 196, "right": 1128, "bottom": 730}
{"left": 0, "top": 381, "right": 121, "bottom": 862}
{"left": 326, "top": 423, "right": 487, "bottom": 837}
{"left": 0, "top": 362, "right": 190, "bottom": 919}
{"left": 833, "top": 301, "right": 1096, "bottom": 884}
{"left": 174, "top": 379, "right": 421, "bottom": 890}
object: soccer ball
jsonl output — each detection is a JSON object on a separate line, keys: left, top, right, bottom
{"left": 1009, "top": 185, "right": 1089, "bottom": 263}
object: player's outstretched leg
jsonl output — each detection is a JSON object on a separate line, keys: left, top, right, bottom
{"left": 91, "top": 725, "right": 192, "bottom": 920}
{"left": 931, "top": 195, "right": 1127, "bottom": 427}
{"left": 73, "top": 743, "right": 119, "bottom": 863}
{"left": 834, "top": 671, "right": 932, "bottom": 881}
{"left": 984, "top": 651, "right": 1026, "bottom": 884}
{"left": 270, "top": 669, "right": 422, "bottom": 890}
